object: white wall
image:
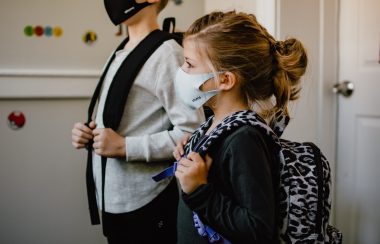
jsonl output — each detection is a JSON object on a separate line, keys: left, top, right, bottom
{"left": 0, "top": 0, "right": 206, "bottom": 99}
{"left": 0, "top": 99, "right": 104, "bottom": 244}
{"left": 278, "top": 0, "right": 338, "bottom": 221}
{"left": 204, "top": 0, "right": 276, "bottom": 51}
{"left": 160, "top": 0, "right": 206, "bottom": 32}
{"left": 278, "top": 0, "right": 338, "bottom": 163}
{"left": 278, "top": 0, "right": 320, "bottom": 142}
{"left": 205, "top": 0, "right": 256, "bottom": 12}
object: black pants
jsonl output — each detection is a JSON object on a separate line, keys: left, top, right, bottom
{"left": 104, "top": 179, "right": 179, "bottom": 244}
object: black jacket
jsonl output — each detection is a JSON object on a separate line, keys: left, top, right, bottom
{"left": 177, "top": 125, "right": 277, "bottom": 244}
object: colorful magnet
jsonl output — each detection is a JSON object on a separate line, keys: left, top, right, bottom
{"left": 24, "top": 25, "right": 34, "bottom": 37}
{"left": 24, "top": 25, "right": 63, "bottom": 38}
{"left": 34, "top": 26, "right": 44, "bottom": 36}
{"left": 83, "top": 31, "right": 97, "bottom": 45}
{"left": 44, "top": 26, "right": 53, "bottom": 37}
{"left": 53, "top": 27, "right": 63, "bottom": 37}
{"left": 7, "top": 111, "right": 26, "bottom": 130}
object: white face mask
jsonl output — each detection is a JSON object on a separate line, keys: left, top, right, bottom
{"left": 174, "top": 68, "right": 219, "bottom": 109}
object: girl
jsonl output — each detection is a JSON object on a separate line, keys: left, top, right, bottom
{"left": 173, "top": 11, "right": 308, "bottom": 243}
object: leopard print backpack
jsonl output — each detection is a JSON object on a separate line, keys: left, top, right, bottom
{"left": 268, "top": 112, "right": 343, "bottom": 243}
{"left": 184, "top": 110, "right": 343, "bottom": 243}
{"left": 189, "top": 110, "right": 343, "bottom": 243}
{"left": 186, "top": 110, "right": 343, "bottom": 243}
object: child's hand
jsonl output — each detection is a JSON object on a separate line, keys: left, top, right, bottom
{"left": 175, "top": 152, "right": 213, "bottom": 194}
{"left": 173, "top": 133, "right": 191, "bottom": 161}
{"left": 71, "top": 121, "right": 96, "bottom": 149}
{"left": 92, "top": 128, "right": 126, "bottom": 158}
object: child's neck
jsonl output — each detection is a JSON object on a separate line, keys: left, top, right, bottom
{"left": 124, "top": 18, "right": 159, "bottom": 50}
{"left": 215, "top": 94, "right": 249, "bottom": 121}
{"left": 206, "top": 102, "right": 250, "bottom": 135}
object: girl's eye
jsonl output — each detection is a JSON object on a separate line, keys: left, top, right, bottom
{"left": 185, "top": 61, "right": 193, "bottom": 68}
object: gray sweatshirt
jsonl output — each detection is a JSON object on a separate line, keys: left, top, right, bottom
{"left": 93, "top": 39, "right": 205, "bottom": 213}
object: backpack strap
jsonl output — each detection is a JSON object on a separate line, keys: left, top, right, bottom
{"left": 85, "top": 37, "right": 127, "bottom": 225}
{"left": 162, "top": 17, "right": 183, "bottom": 45}
{"left": 86, "top": 29, "right": 176, "bottom": 226}
{"left": 163, "top": 17, "right": 176, "bottom": 33}
{"left": 103, "top": 29, "right": 175, "bottom": 129}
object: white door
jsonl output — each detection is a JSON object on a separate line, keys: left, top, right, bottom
{"left": 335, "top": 0, "right": 380, "bottom": 243}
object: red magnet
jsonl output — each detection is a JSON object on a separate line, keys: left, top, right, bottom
{"left": 34, "top": 26, "right": 44, "bottom": 36}
{"left": 8, "top": 111, "right": 26, "bottom": 130}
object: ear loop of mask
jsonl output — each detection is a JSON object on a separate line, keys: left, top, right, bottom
{"left": 206, "top": 72, "right": 225, "bottom": 109}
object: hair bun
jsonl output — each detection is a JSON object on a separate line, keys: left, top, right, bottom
{"left": 274, "top": 38, "right": 307, "bottom": 86}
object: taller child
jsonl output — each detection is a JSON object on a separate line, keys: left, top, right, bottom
{"left": 71, "top": 1, "right": 204, "bottom": 243}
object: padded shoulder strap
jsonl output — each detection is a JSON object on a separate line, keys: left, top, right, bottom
{"left": 103, "top": 29, "right": 174, "bottom": 130}
{"left": 87, "top": 38, "right": 128, "bottom": 124}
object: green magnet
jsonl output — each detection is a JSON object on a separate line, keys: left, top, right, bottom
{"left": 24, "top": 26, "right": 34, "bottom": 37}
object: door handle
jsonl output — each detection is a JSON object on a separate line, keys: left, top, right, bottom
{"left": 333, "top": 80, "right": 354, "bottom": 97}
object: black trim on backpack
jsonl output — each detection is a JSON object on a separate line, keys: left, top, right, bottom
{"left": 305, "top": 142, "right": 324, "bottom": 235}
{"left": 85, "top": 29, "right": 176, "bottom": 230}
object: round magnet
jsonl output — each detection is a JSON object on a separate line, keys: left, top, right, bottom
{"left": 44, "top": 26, "right": 53, "bottom": 37}
{"left": 24, "top": 25, "right": 34, "bottom": 37}
{"left": 83, "top": 31, "right": 97, "bottom": 45}
{"left": 53, "top": 27, "right": 63, "bottom": 37}
{"left": 7, "top": 111, "right": 26, "bottom": 130}
{"left": 34, "top": 26, "right": 44, "bottom": 36}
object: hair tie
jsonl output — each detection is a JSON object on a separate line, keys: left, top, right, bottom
{"left": 270, "top": 41, "right": 280, "bottom": 77}
{"left": 270, "top": 41, "right": 281, "bottom": 54}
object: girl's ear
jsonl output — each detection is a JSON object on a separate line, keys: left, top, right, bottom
{"left": 218, "top": 71, "right": 237, "bottom": 91}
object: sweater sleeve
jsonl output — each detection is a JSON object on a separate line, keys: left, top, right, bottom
{"left": 183, "top": 127, "right": 276, "bottom": 243}
{"left": 125, "top": 41, "right": 205, "bottom": 162}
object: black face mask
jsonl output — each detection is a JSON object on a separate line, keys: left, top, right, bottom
{"left": 104, "top": 0, "right": 153, "bottom": 26}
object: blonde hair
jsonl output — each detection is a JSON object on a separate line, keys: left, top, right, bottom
{"left": 185, "top": 11, "right": 308, "bottom": 123}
